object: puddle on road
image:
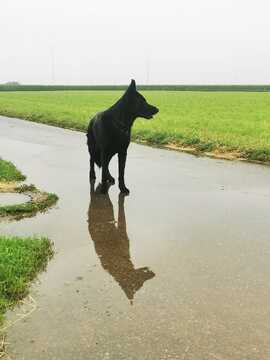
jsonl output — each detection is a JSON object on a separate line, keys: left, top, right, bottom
{"left": 0, "top": 193, "right": 30, "bottom": 205}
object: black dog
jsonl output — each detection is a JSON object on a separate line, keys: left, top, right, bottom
{"left": 87, "top": 79, "right": 159, "bottom": 194}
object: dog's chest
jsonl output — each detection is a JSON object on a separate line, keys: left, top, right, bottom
{"left": 110, "top": 126, "right": 131, "bottom": 148}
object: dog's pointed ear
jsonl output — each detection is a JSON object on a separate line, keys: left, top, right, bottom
{"left": 127, "top": 79, "right": 136, "bottom": 92}
{"left": 130, "top": 79, "right": 136, "bottom": 89}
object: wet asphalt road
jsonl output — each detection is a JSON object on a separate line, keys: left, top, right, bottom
{"left": 1, "top": 116, "right": 270, "bottom": 360}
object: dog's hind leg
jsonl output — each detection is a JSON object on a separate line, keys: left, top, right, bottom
{"left": 90, "top": 155, "right": 96, "bottom": 181}
{"left": 100, "top": 151, "right": 112, "bottom": 193}
{"left": 87, "top": 133, "right": 96, "bottom": 181}
{"left": 88, "top": 146, "right": 96, "bottom": 181}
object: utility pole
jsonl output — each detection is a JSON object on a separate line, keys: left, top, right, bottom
{"left": 51, "top": 46, "right": 55, "bottom": 84}
{"left": 145, "top": 49, "right": 151, "bottom": 85}
{"left": 146, "top": 56, "right": 150, "bottom": 85}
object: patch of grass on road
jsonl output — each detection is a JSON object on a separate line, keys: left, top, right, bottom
{"left": 0, "top": 90, "right": 270, "bottom": 161}
{"left": 0, "top": 160, "right": 58, "bottom": 220}
{"left": 0, "top": 236, "right": 53, "bottom": 325}
{"left": 0, "top": 190, "right": 58, "bottom": 219}
{"left": 0, "top": 159, "right": 25, "bottom": 182}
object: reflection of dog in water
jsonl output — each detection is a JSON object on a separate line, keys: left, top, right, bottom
{"left": 88, "top": 182, "right": 155, "bottom": 303}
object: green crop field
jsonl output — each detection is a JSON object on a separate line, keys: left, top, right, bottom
{"left": 0, "top": 90, "right": 270, "bottom": 161}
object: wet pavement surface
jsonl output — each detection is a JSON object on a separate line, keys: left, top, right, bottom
{"left": 0, "top": 116, "right": 270, "bottom": 359}
{"left": 0, "top": 193, "right": 30, "bottom": 206}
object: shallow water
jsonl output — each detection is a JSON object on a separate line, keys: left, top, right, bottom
{"left": 0, "top": 193, "right": 30, "bottom": 205}
{"left": 1, "top": 116, "right": 270, "bottom": 360}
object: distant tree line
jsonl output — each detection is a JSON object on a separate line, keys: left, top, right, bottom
{"left": 1, "top": 84, "right": 270, "bottom": 92}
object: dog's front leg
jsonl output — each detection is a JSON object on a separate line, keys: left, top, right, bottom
{"left": 118, "top": 151, "right": 129, "bottom": 194}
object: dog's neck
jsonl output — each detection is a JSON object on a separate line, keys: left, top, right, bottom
{"left": 115, "top": 112, "right": 136, "bottom": 130}
{"left": 109, "top": 99, "right": 137, "bottom": 134}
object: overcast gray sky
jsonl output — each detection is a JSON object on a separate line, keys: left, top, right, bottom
{"left": 1, "top": 0, "right": 270, "bottom": 85}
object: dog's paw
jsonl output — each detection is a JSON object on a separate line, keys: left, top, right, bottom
{"left": 119, "top": 185, "right": 130, "bottom": 195}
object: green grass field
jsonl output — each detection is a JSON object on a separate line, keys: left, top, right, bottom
{"left": 0, "top": 236, "right": 53, "bottom": 325}
{"left": 0, "top": 90, "right": 270, "bottom": 161}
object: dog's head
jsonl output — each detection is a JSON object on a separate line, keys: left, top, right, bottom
{"left": 124, "top": 79, "right": 159, "bottom": 120}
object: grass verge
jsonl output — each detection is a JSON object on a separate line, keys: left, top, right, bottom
{"left": 0, "top": 236, "right": 53, "bottom": 326}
